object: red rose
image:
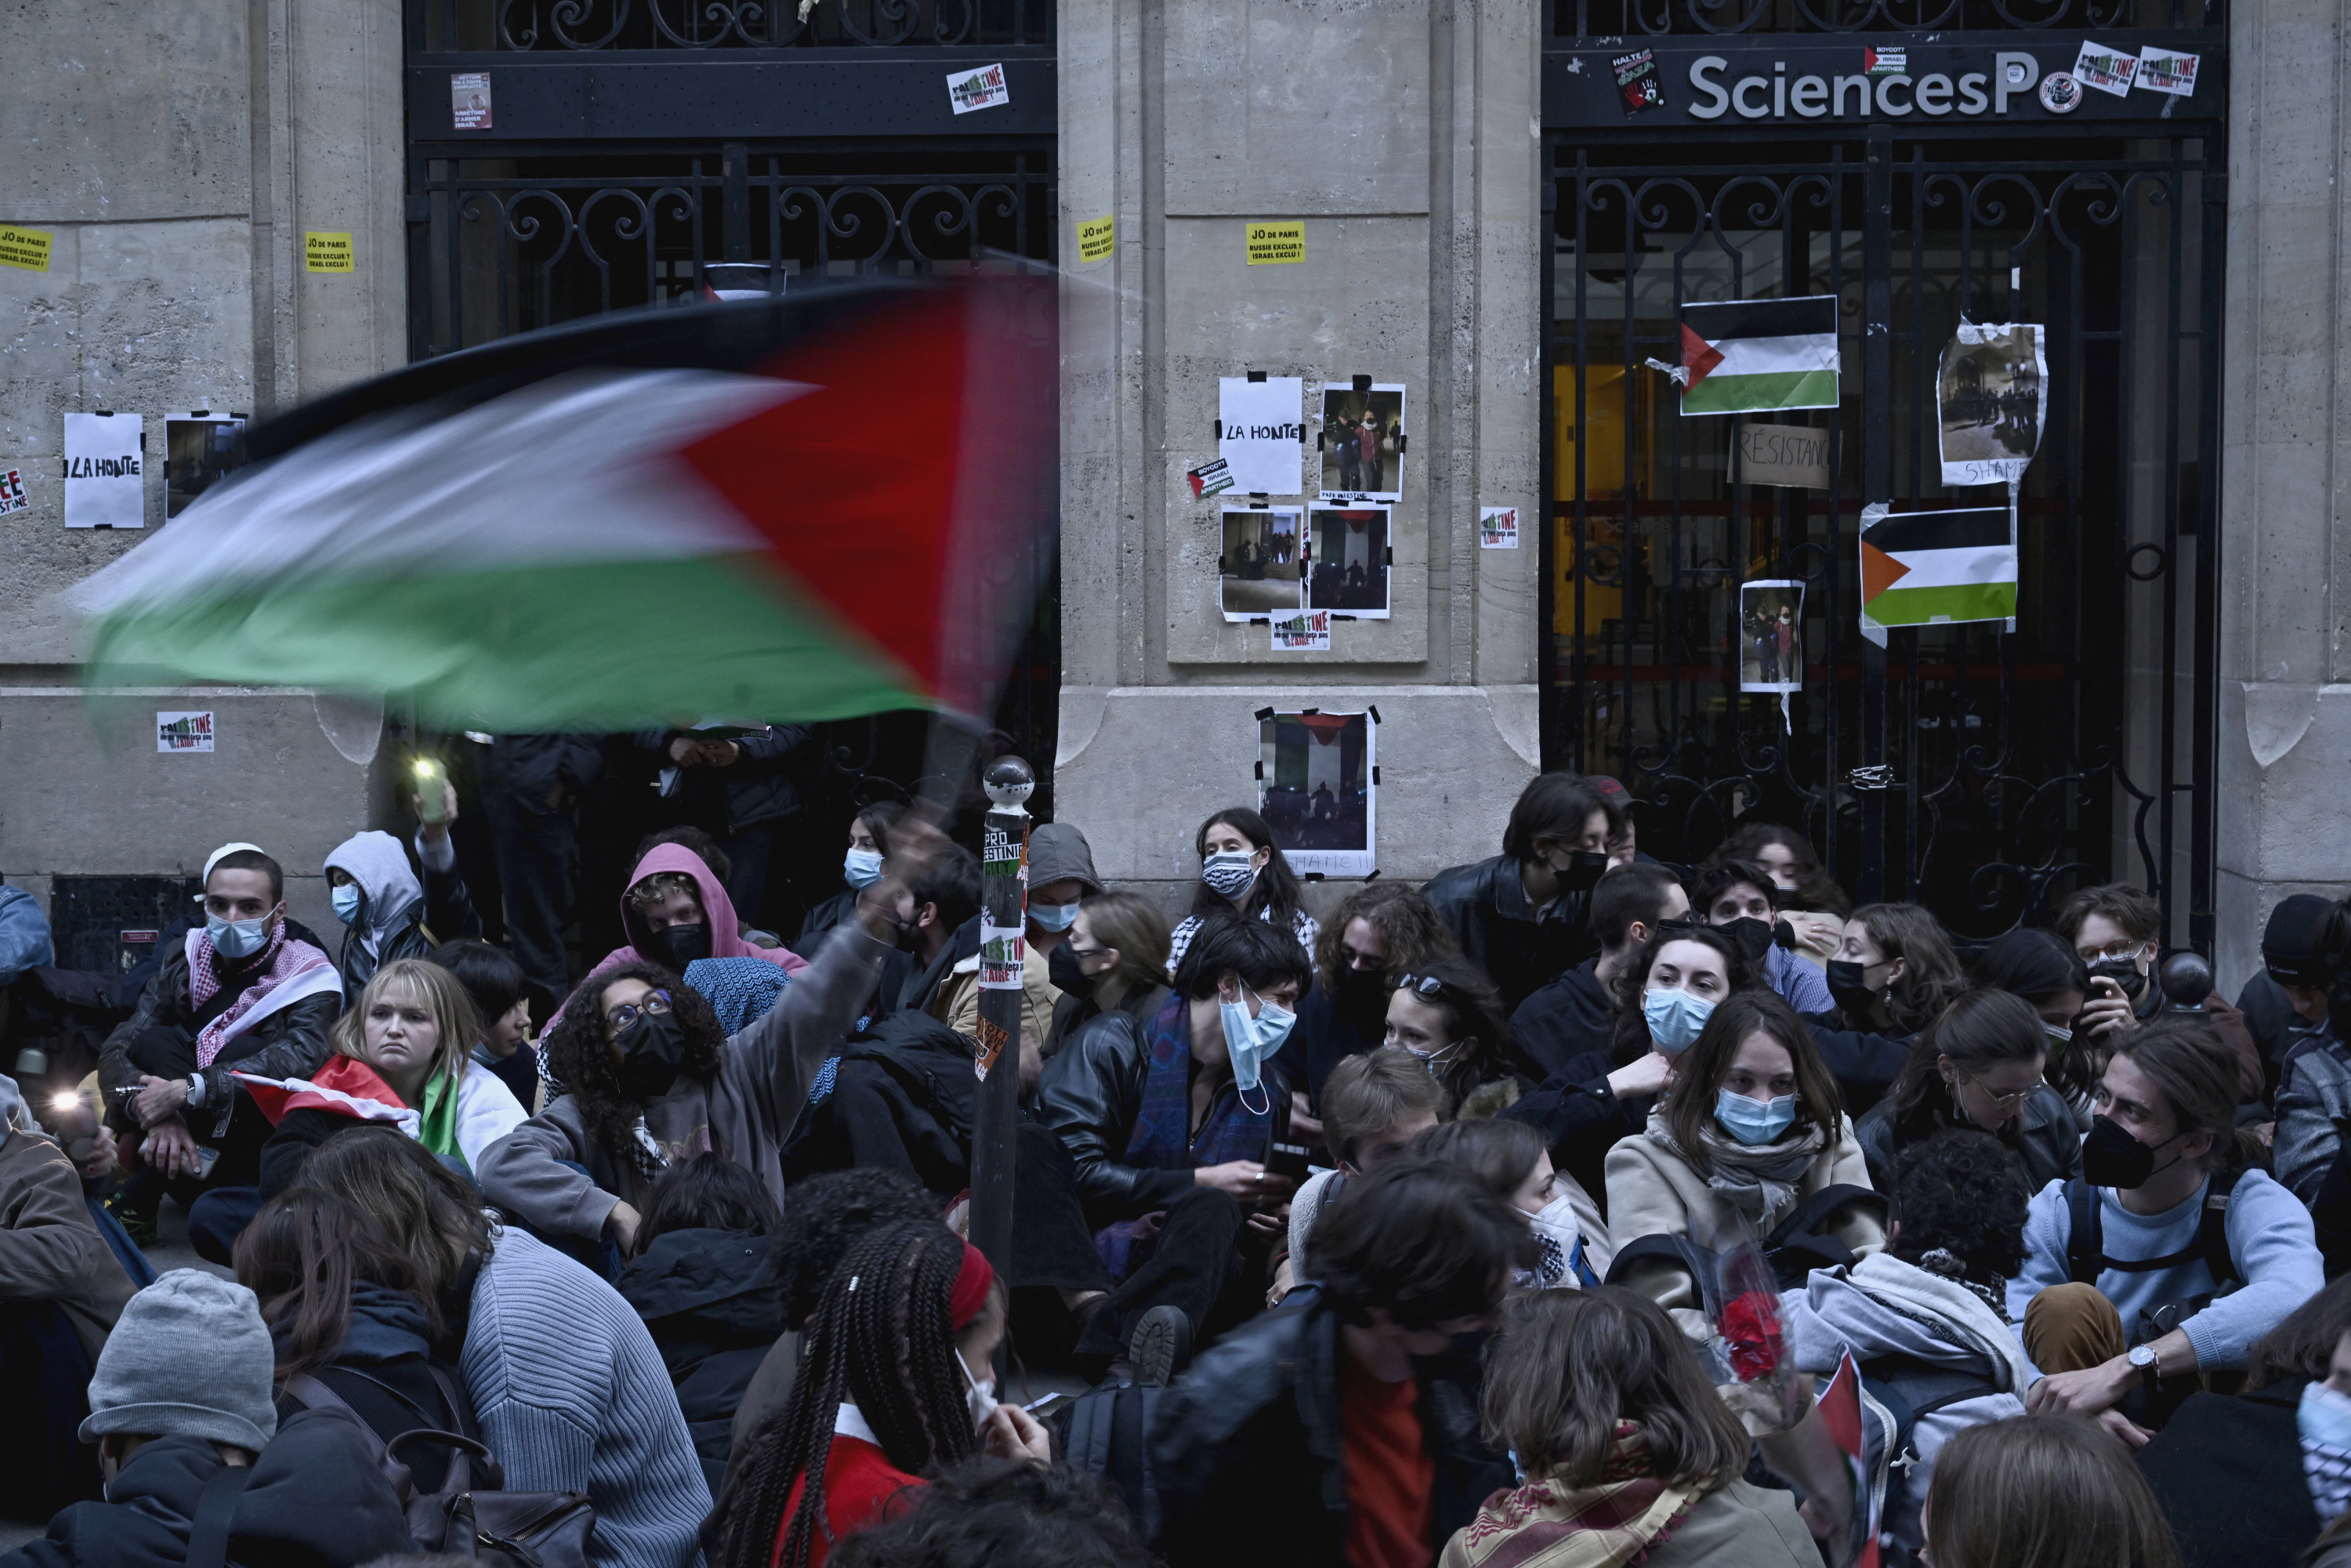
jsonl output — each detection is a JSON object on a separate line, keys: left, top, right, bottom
{"left": 1719, "top": 1288, "right": 1784, "bottom": 1381}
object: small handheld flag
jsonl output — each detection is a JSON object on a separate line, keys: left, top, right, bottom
{"left": 1858, "top": 503, "right": 2017, "bottom": 645}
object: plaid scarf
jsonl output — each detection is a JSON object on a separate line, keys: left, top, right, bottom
{"left": 1092, "top": 994, "right": 1273, "bottom": 1280}
{"left": 188, "top": 922, "right": 336, "bottom": 1069}
{"left": 1441, "top": 1425, "right": 1703, "bottom": 1568}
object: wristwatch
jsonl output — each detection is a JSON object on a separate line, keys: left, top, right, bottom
{"left": 2128, "top": 1343, "right": 2161, "bottom": 1390}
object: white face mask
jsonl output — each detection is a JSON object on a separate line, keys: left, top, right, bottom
{"left": 1525, "top": 1192, "right": 1589, "bottom": 1289}
{"left": 957, "top": 1348, "right": 997, "bottom": 1430}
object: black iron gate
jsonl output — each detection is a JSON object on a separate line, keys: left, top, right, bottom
{"left": 402, "top": 0, "right": 1062, "bottom": 817}
{"left": 1541, "top": 27, "right": 2225, "bottom": 947}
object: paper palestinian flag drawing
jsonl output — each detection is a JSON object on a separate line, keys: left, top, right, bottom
{"left": 1858, "top": 503, "right": 2016, "bottom": 645}
{"left": 1658, "top": 295, "right": 1841, "bottom": 416}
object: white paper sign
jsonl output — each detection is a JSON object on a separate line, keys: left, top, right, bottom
{"left": 63, "top": 412, "right": 145, "bottom": 529}
{"left": 0, "top": 467, "right": 26, "bottom": 517}
{"left": 947, "top": 63, "right": 1009, "bottom": 114}
{"left": 1218, "top": 378, "right": 1306, "bottom": 495}
{"left": 157, "top": 711, "right": 215, "bottom": 754}
{"left": 1479, "top": 506, "right": 1520, "bottom": 549}
{"left": 2072, "top": 41, "right": 2139, "bottom": 96}
{"left": 2135, "top": 46, "right": 2199, "bottom": 96}
{"left": 451, "top": 72, "right": 492, "bottom": 129}
{"left": 1271, "top": 610, "right": 1331, "bottom": 651}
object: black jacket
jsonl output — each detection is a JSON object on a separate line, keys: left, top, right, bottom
{"left": 1046, "top": 981, "right": 1175, "bottom": 1065}
{"left": 1035, "top": 1001, "right": 1289, "bottom": 1229}
{"left": 1277, "top": 983, "right": 1382, "bottom": 1112}
{"left": 2138, "top": 1378, "right": 2324, "bottom": 1568}
{"left": 1852, "top": 1085, "right": 2084, "bottom": 1195}
{"left": 0, "top": 1408, "right": 418, "bottom": 1568}
{"left": 614, "top": 1226, "right": 783, "bottom": 1498}
{"left": 1151, "top": 1287, "right": 1507, "bottom": 1568}
{"left": 781, "top": 1011, "right": 980, "bottom": 1193}
{"left": 337, "top": 856, "right": 480, "bottom": 1001}
{"left": 1801, "top": 1013, "right": 1915, "bottom": 1116}
{"left": 1509, "top": 959, "right": 1616, "bottom": 1079}
{"left": 484, "top": 733, "right": 604, "bottom": 814}
{"left": 635, "top": 725, "right": 816, "bottom": 835}
{"left": 1502, "top": 1047, "right": 1650, "bottom": 1215}
{"left": 1422, "top": 855, "right": 1595, "bottom": 1014}
{"left": 98, "top": 942, "right": 341, "bottom": 1160}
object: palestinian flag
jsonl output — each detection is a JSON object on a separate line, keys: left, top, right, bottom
{"left": 1676, "top": 296, "right": 1840, "bottom": 416}
{"left": 232, "top": 1059, "right": 419, "bottom": 1137}
{"left": 1860, "top": 505, "right": 2016, "bottom": 637}
{"left": 71, "top": 281, "right": 1054, "bottom": 730}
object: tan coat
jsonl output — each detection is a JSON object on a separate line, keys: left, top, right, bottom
{"left": 1604, "top": 1114, "right": 1883, "bottom": 1338}
{"left": 0, "top": 1124, "right": 136, "bottom": 1361}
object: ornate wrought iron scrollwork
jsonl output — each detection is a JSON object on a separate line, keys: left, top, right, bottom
{"left": 1571, "top": 0, "right": 2135, "bottom": 38}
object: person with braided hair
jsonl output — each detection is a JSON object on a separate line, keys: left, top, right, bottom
{"left": 709, "top": 1219, "right": 1051, "bottom": 1568}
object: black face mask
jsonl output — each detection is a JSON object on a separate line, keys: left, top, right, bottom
{"left": 613, "top": 1008, "right": 689, "bottom": 1100}
{"left": 1555, "top": 851, "right": 1609, "bottom": 895}
{"left": 645, "top": 922, "right": 713, "bottom": 972}
{"left": 1047, "top": 940, "right": 1098, "bottom": 1001}
{"left": 1824, "top": 958, "right": 1877, "bottom": 1015}
{"left": 2085, "top": 954, "right": 2149, "bottom": 1000}
{"left": 2079, "top": 1113, "right": 2183, "bottom": 1190}
{"left": 1720, "top": 916, "right": 1777, "bottom": 961}
{"left": 1332, "top": 964, "right": 1390, "bottom": 1025}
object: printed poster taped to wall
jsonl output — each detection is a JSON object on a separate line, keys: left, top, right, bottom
{"left": 1479, "top": 507, "right": 1519, "bottom": 549}
{"left": 165, "top": 415, "right": 248, "bottom": 518}
{"left": 158, "top": 712, "right": 215, "bottom": 754}
{"left": 304, "top": 233, "right": 354, "bottom": 273}
{"left": 1304, "top": 506, "right": 1390, "bottom": 620}
{"left": 1218, "top": 377, "right": 1305, "bottom": 494}
{"left": 1245, "top": 223, "right": 1305, "bottom": 266}
{"left": 0, "top": 467, "right": 26, "bottom": 517}
{"left": 451, "top": 72, "right": 491, "bottom": 129}
{"left": 1271, "top": 610, "right": 1330, "bottom": 651}
{"left": 1936, "top": 324, "right": 2045, "bottom": 487}
{"left": 1318, "top": 382, "right": 1406, "bottom": 503}
{"left": 1258, "top": 710, "right": 1376, "bottom": 878}
{"left": 0, "top": 226, "right": 53, "bottom": 272}
{"left": 1221, "top": 503, "right": 1303, "bottom": 621}
{"left": 1738, "top": 580, "right": 1804, "bottom": 693}
{"left": 1077, "top": 215, "right": 1114, "bottom": 263}
{"left": 63, "top": 412, "right": 144, "bottom": 530}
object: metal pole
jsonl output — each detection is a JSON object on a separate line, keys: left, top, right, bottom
{"left": 969, "top": 755, "right": 1033, "bottom": 1277}
{"left": 1857, "top": 123, "right": 1893, "bottom": 904}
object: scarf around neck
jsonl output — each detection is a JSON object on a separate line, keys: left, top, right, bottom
{"left": 1644, "top": 1109, "right": 1827, "bottom": 1224}
{"left": 187, "top": 922, "right": 338, "bottom": 1069}
{"left": 1440, "top": 1424, "right": 1704, "bottom": 1568}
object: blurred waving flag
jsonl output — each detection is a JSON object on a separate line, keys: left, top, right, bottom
{"left": 71, "top": 281, "right": 1056, "bottom": 731}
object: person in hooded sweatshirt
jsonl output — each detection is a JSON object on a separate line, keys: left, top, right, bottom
{"left": 1782, "top": 1129, "right": 2034, "bottom": 1564}
{"left": 0, "top": 1269, "right": 415, "bottom": 1568}
{"left": 614, "top": 1152, "right": 786, "bottom": 1495}
{"left": 322, "top": 779, "right": 482, "bottom": 1002}
{"left": 476, "top": 816, "right": 951, "bottom": 1262}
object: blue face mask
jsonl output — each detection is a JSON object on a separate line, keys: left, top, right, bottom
{"left": 1642, "top": 987, "right": 1715, "bottom": 1054}
{"left": 1715, "top": 1088, "right": 1799, "bottom": 1146}
{"left": 842, "top": 847, "right": 884, "bottom": 889}
{"left": 1030, "top": 901, "right": 1081, "bottom": 932}
{"left": 206, "top": 912, "right": 273, "bottom": 960}
{"left": 2302, "top": 1382, "right": 2351, "bottom": 1453}
{"left": 330, "top": 883, "right": 364, "bottom": 926}
{"left": 1217, "top": 985, "right": 1295, "bottom": 1095}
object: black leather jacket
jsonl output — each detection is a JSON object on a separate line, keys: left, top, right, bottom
{"left": 98, "top": 941, "right": 340, "bottom": 1149}
{"left": 1422, "top": 854, "right": 1596, "bottom": 1013}
{"left": 1852, "top": 1083, "right": 2083, "bottom": 1193}
{"left": 1034, "top": 996, "right": 1288, "bottom": 1228}
{"left": 1152, "top": 1287, "right": 1507, "bottom": 1568}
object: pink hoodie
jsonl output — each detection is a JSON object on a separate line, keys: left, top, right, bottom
{"left": 551, "top": 844, "right": 810, "bottom": 1032}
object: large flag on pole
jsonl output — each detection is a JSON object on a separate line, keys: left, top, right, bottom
{"left": 1858, "top": 502, "right": 2017, "bottom": 646}
{"left": 70, "top": 281, "right": 1055, "bottom": 732}
{"left": 1671, "top": 295, "right": 1840, "bottom": 415}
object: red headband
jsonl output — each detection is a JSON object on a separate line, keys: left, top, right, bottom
{"left": 949, "top": 1240, "right": 995, "bottom": 1331}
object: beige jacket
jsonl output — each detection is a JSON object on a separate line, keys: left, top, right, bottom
{"left": 1603, "top": 1113, "right": 1883, "bottom": 1338}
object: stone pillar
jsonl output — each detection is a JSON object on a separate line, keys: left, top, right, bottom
{"left": 1055, "top": 0, "right": 1544, "bottom": 913}
{"left": 2215, "top": 0, "right": 2351, "bottom": 990}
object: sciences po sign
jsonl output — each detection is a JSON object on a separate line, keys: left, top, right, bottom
{"left": 1545, "top": 31, "right": 2219, "bottom": 130}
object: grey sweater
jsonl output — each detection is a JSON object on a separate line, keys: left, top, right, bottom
{"left": 476, "top": 925, "right": 890, "bottom": 1239}
{"left": 462, "top": 1226, "right": 712, "bottom": 1568}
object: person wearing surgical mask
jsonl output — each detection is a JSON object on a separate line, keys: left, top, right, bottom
{"left": 1382, "top": 960, "right": 1532, "bottom": 1121}
{"left": 322, "top": 772, "right": 484, "bottom": 1005}
{"left": 930, "top": 820, "right": 1103, "bottom": 1077}
{"left": 98, "top": 845, "right": 342, "bottom": 1247}
{"left": 1037, "top": 915, "right": 1312, "bottom": 1384}
{"left": 1605, "top": 991, "right": 1879, "bottom": 1342}
{"left": 2011, "top": 1018, "right": 2320, "bottom": 1439}
{"left": 476, "top": 816, "right": 951, "bottom": 1266}
{"left": 708, "top": 1221, "right": 1049, "bottom": 1568}
{"left": 1164, "top": 807, "right": 1319, "bottom": 977}
{"left": 793, "top": 802, "right": 905, "bottom": 958}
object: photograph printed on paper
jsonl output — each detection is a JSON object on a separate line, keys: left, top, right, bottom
{"left": 1317, "top": 384, "right": 1406, "bottom": 502}
{"left": 1258, "top": 710, "right": 1375, "bottom": 875}
{"left": 1303, "top": 506, "right": 1391, "bottom": 620}
{"left": 1219, "top": 505, "right": 1304, "bottom": 621}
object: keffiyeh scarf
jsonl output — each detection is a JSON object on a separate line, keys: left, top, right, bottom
{"left": 1440, "top": 1425, "right": 1703, "bottom": 1568}
{"left": 187, "top": 923, "right": 336, "bottom": 1069}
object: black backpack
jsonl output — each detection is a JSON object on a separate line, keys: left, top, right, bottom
{"left": 1860, "top": 1353, "right": 2004, "bottom": 1568}
{"left": 2064, "top": 1169, "right": 2244, "bottom": 1337}
{"left": 1054, "top": 1378, "right": 1165, "bottom": 1540}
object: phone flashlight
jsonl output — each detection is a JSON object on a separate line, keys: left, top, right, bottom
{"left": 412, "top": 755, "right": 449, "bottom": 824}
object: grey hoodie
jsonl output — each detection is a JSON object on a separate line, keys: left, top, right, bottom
{"left": 1783, "top": 1251, "right": 2032, "bottom": 1541}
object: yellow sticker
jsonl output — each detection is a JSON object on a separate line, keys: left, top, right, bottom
{"left": 304, "top": 232, "right": 356, "bottom": 273}
{"left": 1244, "top": 221, "right": 1306, "bottom": 266}
{"left": 1077, "top": 215, "right": 1115, "bottom": 264}
{"left": 0, "top": 226, "right": 54, "bottom": 273}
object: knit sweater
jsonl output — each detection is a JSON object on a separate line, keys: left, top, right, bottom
{"left": 2008, "top": 1169, "right": 2323, "bottom": 1371}
{"left": 462, "top": 1228, "right": 712, "bottom": 1568}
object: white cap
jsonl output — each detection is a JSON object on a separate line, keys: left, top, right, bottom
{"left": 200, "top": 842, "right": 267, "bottom": 885}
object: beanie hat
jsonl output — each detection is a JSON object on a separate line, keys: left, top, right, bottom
{"left": 79, "top": 1270, "right": 280, "bottom": 1452}
{"left": 2264, "top": 895, "right": 2350, "bottom": 989}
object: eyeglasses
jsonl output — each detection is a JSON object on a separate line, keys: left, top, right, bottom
{"left": 1964, "top": 1077, "right": 2046, "bottom": 1110}
{"left": 607, "top": 990, "right": 672, "bottom": 1032}
{"left": 2081, "top": 943, "right": 2148, "bottom": 965}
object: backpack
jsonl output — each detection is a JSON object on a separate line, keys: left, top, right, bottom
{"left": 1055, "top": 1378, "right": 1165, "bottom": 1541}
{"left": 286, "top": 1368, "right": 595, "bottom": 1568}
{"left": 1860, "top": 1353, "right": 2004, "bottom": 1568}
{"left": 2063, "top": 1169, "right": 2244, "bottom": 1338}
